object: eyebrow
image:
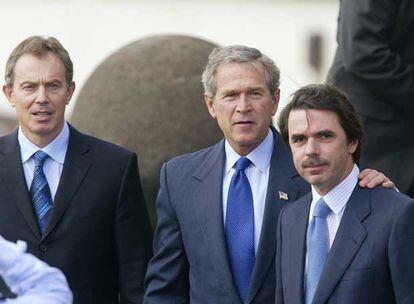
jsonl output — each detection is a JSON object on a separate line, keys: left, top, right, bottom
{"left": 290, "top": 133, "right": 305, "bottom": 140}
{"left": 18, "top": 80, "right": 38, "bottom": 87}
{"left": 314, "top": 129, "right": 335, "bottom": 137}
{"left": 220, "top": 89, "right": 237, "bottom": 96}
{"left": 290, "top": 129, "right": 335, "bottom": 138}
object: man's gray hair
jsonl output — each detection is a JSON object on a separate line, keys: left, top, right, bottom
{"left": 201, "top": 45, "right": 280, "bottom": 99}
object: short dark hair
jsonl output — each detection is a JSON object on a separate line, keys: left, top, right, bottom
{"left": 5, "top": 35, "right": 73, "bottom": 88}
{"left": 278, "top": 84, "right": 363, "bottom": 163}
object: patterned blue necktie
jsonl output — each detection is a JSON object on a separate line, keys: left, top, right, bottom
{"left": 305, "top": 198, "right": 331, "bottom": 304}
{"left": 225, "top": 157, "right": 255, "bottom": 302}
{"left": 30, "top": 150, "right": 53, "bottom": 235}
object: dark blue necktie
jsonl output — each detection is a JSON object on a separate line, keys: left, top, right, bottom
{"left": 225, "top": 157, "right": 255, "bottom": 302}
{"left": 30, "top": 150, "right": 53, "bottom": 234}
{"left": 305, "top": 198, "right": 331, "bottom": 304}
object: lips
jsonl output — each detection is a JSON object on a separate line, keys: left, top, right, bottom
{"left": 304, "top": 165, "right": 326, "bottom": 173}
{"left": 234, "top": 121, "right": 254, "bottom": 125}
{"left": 33, "top": 111, "right": 52, "bottom": 116}
{"left": 32, "top": 110, "right": 53, "bottom": 122}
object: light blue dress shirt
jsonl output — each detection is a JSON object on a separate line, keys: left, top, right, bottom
{"left": 304, "top": 164, "right": 359, "bottom": 281}
{"left": 18, "top": 122, "right": 69, "bottom": 200}
{"left": 308, "top": 164, "right": 359, "bottom": 248}
{"left": 0, "top": 235, "right": 72, "bottom": 303}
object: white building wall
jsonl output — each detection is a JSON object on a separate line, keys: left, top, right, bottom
{"left": 0, "top": 0, "right": 339, "bottom": 122}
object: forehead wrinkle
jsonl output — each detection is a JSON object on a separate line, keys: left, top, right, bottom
{"left": 217, "top": 79, "right": 264, "bottom": 97}
{"left": 14, "top": 53, "right": 66, "bottom": 84}
{"left": 217, "top": 61, "right": 265, "bottom": 82}
{"left": 15, "top": 77, "right": 62, "bottom": 90}
{"left": 246, "top": 85, "right": 265, "bottom": 92}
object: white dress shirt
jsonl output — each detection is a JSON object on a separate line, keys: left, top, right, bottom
{"left": 18, "top": 122, "right": 69, "bottom": 200}
{"left": 222, "top": 129, "right": 274, "bottom": 253}
{"left": 0, "top": 235, "right": 72, "bottom": 303}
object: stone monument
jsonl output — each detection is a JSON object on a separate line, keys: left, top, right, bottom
{"left": 70, "top": 35, "right": 222, "bottom": 224}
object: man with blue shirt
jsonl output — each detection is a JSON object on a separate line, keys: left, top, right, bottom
{"left": 0, "top": 235, "right": 72, "bottom": 303}
{"left": 0, "top": 36, "right": 152, "bottom": 304}
{"left": 144, "top": 46, "right": 393, "bottom": 304}
{"left": 276, "top": 84, "right": 414, "bottom": 304}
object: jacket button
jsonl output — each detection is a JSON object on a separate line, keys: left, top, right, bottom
{"left": 39, "top": 245, "right": 48, "bottom": 252}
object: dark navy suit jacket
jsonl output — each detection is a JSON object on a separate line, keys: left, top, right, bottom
{"left": 144, "top": 128, "right": 309, "bottom": 304}
{"left": 276, "top": 186, "right": 414, "bottom": 304}
{"left": 0, "top": 125, "right": 153, "bottom": 304}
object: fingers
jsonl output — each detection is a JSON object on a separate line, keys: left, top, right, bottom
{"left": 358, "top": 169, "right": 395, "bottom": 189}
{"left": 382, "top": 180, "right": 396, "bottom": 190}
{"left": 358, "top": 169, "right": 379, "bottom": 188}
{"left": 358, "top": 168, "right": 372, "bottom": 180}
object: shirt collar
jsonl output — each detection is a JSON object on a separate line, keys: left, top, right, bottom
{"left": 311, "top": 164, "right": 359, "bottom": 215}
{"left": 224, "top": 129, "right": 274, "bottom": 175}
{"left": 18, "top": 122, "right": 70, "bottom": 164}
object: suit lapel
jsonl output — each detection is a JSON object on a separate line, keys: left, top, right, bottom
{"left": 0, "top": 131, "right": 41, "bottom": 239}
{"left": 286, "top": 194, "right": 311, "bottom": 304}
{"left": 43, "top": 126, "right": 92, "bottom": 238}
{"left": 247, "top": 130, "right": 305, "bottom": 303}
{"left": 313, "top": 186, "right": 369, "bottom": 304}
{"left": 192, "top": 140, "right": 241, "bottom": 302}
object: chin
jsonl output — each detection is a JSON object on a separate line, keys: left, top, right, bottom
{"left": 32, "top": 123, "right": 52, "bottom": 131}
{"left": 32, "top": 126, "right": 56, "bottom": 136}
{"left": 236, "top": 135, "right": 261, "bottom": 145}
{"left": 305, "top": 176, "right": 326, "bottom": 188}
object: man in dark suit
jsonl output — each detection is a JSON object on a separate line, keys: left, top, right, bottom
{"left": 0, "top": 36, "right": 153, "bottom": 303}
{"left": 276, "top": 84, "right": 414, "bottom": 304}
{"left": 328, "top": 0, "right": 414, "bottom": 196}
{"left": 144, "top": 46, "right": 392, "bottom": 304}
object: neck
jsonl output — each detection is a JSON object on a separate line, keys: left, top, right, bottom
{"left": 21, "top": 124, "right": 64, "bottom": 148}
{"left": 234, "top": 145, "right": 257, "bottom": 157}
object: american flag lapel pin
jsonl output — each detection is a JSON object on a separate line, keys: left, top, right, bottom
{"left": 278, "top": 191, "right": 289, "bottom": 201}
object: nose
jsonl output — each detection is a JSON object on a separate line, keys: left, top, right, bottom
{"left": 35, "top": 86, "right": 49, "bottom": 103}
{"left": 236, "top": 93, "right": 251, "bottom": 112}
{"left": 305, "top": 138, "right": 319, "bottom": 156}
